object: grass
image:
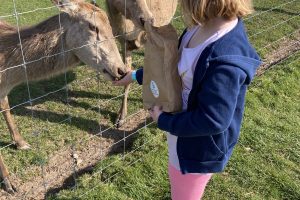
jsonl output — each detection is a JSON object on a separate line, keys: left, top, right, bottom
{"left": 0, "top": 0, "right": 299, "bottom": 199}
{"left": 49, "top": 52, "right": 300, "bottom": 200}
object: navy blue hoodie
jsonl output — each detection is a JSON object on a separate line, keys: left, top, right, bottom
{"left": 136, "top": 19, "right": 261, "bottom": 174}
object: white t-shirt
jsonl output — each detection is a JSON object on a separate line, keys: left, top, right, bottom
{"left": 168, "top": 19, "right": 238, "bottom": 171}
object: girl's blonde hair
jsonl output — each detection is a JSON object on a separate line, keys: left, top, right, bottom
{"left": 180, "top": 0, "right": 254, "bottom": 26}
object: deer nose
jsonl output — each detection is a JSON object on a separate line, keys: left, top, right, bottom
{"left": 140, "top": 17, "right": 146, "bottom": 27}
{"left": 118, "top": 68, "right": 126, "bottom": 78}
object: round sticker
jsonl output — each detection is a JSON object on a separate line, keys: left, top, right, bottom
{"left": 150, "top": 80, "right": 159, "bottom": 98}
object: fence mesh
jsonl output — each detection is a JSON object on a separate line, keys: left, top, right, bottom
{"left": 0, "top": 0, "right": 299, "bottom": 199}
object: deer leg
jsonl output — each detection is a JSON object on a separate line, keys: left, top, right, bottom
{"left": 0, "top": 153, "right": 16, "bottom": 194}
{"left": 0, "top": 96, "right": 31, "bottom": 150}
{"left": 116, "top": 84, "right": 131, "bottom": 128}
{"left": 116, "top": 42, "right": 133, "bottom": 128}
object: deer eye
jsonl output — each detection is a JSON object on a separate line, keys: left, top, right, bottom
{"left": 89, "top": 23, "right": 99, "bottom": 34}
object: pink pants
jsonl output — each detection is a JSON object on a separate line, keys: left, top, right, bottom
{"left": 168, "top": 164, "right": 212, "bottom": 200}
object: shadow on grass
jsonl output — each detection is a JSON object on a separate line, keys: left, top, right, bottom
{"left": 0, "top": 141, "right": 14, "bottom": 148}
{"left": 4, "top": 69, "right": 140, "bottom": 132}
{"left": 5, "top": 72, "right": 142, "bottom": 136}
{"left": 8, "top": 72, "right": 76, "bottom": 106}
{"left": 8, "top": 71, "right": 140, "bottom": 109}
{"left": 44, "top": 121, "right": 146, "bottom": 199}
{"left": 12, "top": 106, "right": 125, "bottom": 138}
{"left": 6, "top": 96, "right": 146, "bottom": 198}
{"left": 2, "top": 70, "right": 146, "bottom": 197}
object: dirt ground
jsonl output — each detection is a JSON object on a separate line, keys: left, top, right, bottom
{"left": 256, "top": 31, "right": 300, "bottom": 76}
{"left": 0, "top": 110, "right": 148, "bottom": 200}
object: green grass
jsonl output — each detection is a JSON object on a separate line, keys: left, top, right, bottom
{"left": 0, "top": 0, "right": 299, "bottom": 199}
{"left": 48, "top": 52, "right": 300, "bottom": 200}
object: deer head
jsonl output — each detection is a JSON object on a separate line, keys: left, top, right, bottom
{"left": 111, "top": 0, "right": 154, "bottom": 29}
{"left": 52, "top": 0, "right": 127, "bottom": 81}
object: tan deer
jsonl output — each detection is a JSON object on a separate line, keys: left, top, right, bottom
{"left": 106, "top": 0, "right": 178, "bottom": 127}
{"left": 0, "top": 0, "right": 127, "bottom": 193}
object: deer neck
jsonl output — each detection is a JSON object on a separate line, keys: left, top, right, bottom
{"left": 0, "top": 13, "right": 80, "bottom": 94}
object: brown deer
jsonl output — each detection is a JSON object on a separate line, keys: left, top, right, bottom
{"left": 0, "top": 0, "right": 127, "bottom": 193}
{"left": 106, "top": 0, "right": 178, "bottom": 127}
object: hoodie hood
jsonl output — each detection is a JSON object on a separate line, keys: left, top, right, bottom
{"left": 210, "top": 55, "right": 262, "bottom": 84}
{"left": 207, "top": 18, "right": 262, "bottom": 84}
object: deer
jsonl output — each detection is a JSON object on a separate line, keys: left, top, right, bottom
{"left": 105, "top": 0, "right": 178, "bottom": 127}
{"left": 0, "top": 0, "right": 128, "bottom": 193}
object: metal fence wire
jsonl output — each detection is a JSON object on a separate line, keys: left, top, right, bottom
{"left": 0, "top": 0, "right": 299, "bottom": 199}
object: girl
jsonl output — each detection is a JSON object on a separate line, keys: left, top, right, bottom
{"left": 113, "top": 0, "right": 261, "bottom": 199}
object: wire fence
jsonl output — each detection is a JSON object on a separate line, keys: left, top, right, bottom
{"left": 0, "top": 0, "right": 299, "bottom": 199}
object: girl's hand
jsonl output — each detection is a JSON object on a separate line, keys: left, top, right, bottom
{"left": 149, "top": 106, "right": 163, "bottom": 123}
{"left": 113, "top": 70, "right": 133, "bottom": 86}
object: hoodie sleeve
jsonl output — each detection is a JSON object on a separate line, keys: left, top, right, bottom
{"left": 136, "top": 68, "right": 143, "bottom": 85}
{"left": 157, "top": 64, "right": 248, "bottom": 137}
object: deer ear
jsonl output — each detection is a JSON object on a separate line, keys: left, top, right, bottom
{"left": 112, "top": 0, "right": 124, "bottom": 13}
{"left": 51, "top": 0, "right": 80, "bottom": 13}
{"left": 112, "top": 0, "right": 131, "bottom": 18}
